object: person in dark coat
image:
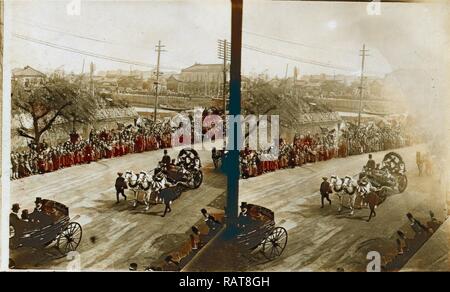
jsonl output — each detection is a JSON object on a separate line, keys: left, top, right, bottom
{"left": 160, "top": 182, "right": 178, "bottom": 217}
{"left": 28, "top": 197, "right": 52, "bottom": 227}
{"left": 115, "top": 172, "right": 128, "bottom": 203}
{"left": 201, "top": 208, "right": 221, "bottom": 230}
{"left": 161, "top": 150, "right": 171, "bottom": 168}
{"left": 320, "top": 177, "right": 332, "bottom": 208}
{"left": 366, "top": 154, "right": 376, "bottom": 170}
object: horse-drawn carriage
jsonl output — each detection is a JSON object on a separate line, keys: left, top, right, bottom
{"left": 330, "top": 152, "right": 407, "bottom": 219}
{"left": 359, "top": 152, "right": 408, "bottom": 194}
{"left": 236, "top": 204, "right": 288, "bottom": 260}
{"left": 10, "top": 199, "right": 82, "bottom": 256}
{"left": 124, "top": 148, "right": 203, "bottom": 209}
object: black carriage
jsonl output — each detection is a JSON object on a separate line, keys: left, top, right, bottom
{"left": 236, "top": 204, "right": 288, "bottom": 261}
{"left": 160, "top": 148, "right": 203, "bottom": 189}
{"left": 10, "top": 199, "right": 82, "bottom": 256}
{"left": 359, "top": 152, "right": 408, "bottom": 193}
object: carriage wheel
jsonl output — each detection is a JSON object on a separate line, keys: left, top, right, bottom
{"left": 397, "top": 175, "right": 408, "bottom": 193}
{"left": 178, "top": 148, "right": 200, "bottom": 169}
{"left": 382, "top": 152, "right": 405, "bottom": 174}
{"left": 56, "top": 222, "right": 83, "bottom": 255}
{"left": 192, "top": 170, "right": 203, "bottom": 189}
{"left": 262, "top": 227, "right": 288, "bottom": 260}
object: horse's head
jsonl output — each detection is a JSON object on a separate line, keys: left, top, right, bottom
{"left": 124, "top": 171, "right": 133, "bottom": 180}
{"left": 330, "top": 175, "right": 338, "bottom": 186}
{"left": 138, "top": 171, "right": 148, "bottom": 181}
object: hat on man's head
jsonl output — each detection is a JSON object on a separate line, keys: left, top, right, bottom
{"left": 117, "top": 172, "right": 123, "bottom": 176}
{"left": 35, "top": 197, "right": 42, "bottom": 204}
{"left": 12, "top": 203, "right": 20, "bottom": 212}
{"left": 240, "top": 202, "right": 248, "bottom": 209}
{"left": 322, "top": 177, "right": 328, "bottom": 181}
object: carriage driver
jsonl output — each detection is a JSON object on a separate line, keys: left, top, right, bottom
{"left": 160, "top": 150, "right": 171, "bottom": 169}
{"left": 366, "top": 154, "right": 376, "bottom": 171}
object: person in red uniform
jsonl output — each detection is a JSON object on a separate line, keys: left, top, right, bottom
{"left": 37, "top": 155, "right": 46, "bottom": 174}
{"left": 84, "top": 143, "right": 93, "bottom": 163}
{"left": 52, "top": 152, "right": 60, "bottom": 171}
{"left": 105, "top": 146, "right": 113, "bottom": 159}
{"left": 47, "top": 155, "right": 54, "bottom": 172}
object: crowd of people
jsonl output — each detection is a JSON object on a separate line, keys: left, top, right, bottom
{"left": 11, "top": 120, "right": 173, "bottom": 179}
{"left": 239, "top": 120, "right": 411, "bottom": 179}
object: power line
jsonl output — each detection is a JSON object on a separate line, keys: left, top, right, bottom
{"left": 14, "top": 33, "right": 153, "bottom": 68}
{"left": 242, "top": 43, "right": 357, "bottom": 72}
{"left": 14, "top": 18, "right": 117, "bottom": 46}
{"left": 13, "top": 18, "right": 189, "bottom": 69}
{"left": 13, "top": 33, "right": 178, "bottom": 71}
{"left": 243, "top": 30, "right": 355, "bottom": 56}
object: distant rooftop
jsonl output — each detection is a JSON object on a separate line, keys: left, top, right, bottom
{"left": 12, "top": 66, "right": 46, "bottom": 78}
{"left": 181, "top": 63, "right": 224, "bottom": 73}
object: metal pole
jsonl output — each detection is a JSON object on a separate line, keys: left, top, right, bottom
{"left": 153, "top": 40, "right": 164, "bottom": 122}
{"left": 225, "top": 0, "right": 243, "bottom": 237}
{"left": 223, "top": 39, "right": 228, "bottom": 114}
{"left": 357, "top": 44, "right": 367, "bottom": 128}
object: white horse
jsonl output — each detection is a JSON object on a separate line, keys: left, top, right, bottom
{"left": 124, "top": 170, "right": 140, "bottom": 197}
{"left": 136, "top": 170, "right": 168, "bottom": 210}
{"left": 329, "top": 175, "right": 345, "bottom": 212}
{"left": 341, "top": 176, "right": 359, "bottom": 216}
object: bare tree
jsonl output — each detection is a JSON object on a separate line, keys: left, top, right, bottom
{"left": 12, "top": 76, "right": 98, "bottom": 152}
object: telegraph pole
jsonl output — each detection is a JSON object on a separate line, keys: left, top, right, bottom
{"left": 218, "top": 39, "right": 231, "bottom": 113}
{"left": 225, "top": 0, "right": 243, "bottom": 237}
{"left": 153, "top": 40, "right": 166, "bottom": 122}
{"left": 357, "top": 44, "right": 369, "bottom": 127}
{"left": 89, "top": 61, "right": 95, "bottom": 98}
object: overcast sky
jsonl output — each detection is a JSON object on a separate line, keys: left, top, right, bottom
{"left": 7, "top": 0, "right": 449, "bottom": 79}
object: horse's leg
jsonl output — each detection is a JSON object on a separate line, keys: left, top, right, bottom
{"left": 349, "top": 194, "right": 356, "bottom": 216}
{"left": 337, "top": 193, "right": 342, "bottom": 212}
{"left": 132, "top": 190, "right": 138, "bottom": 208}
{"left": 144, "top": 192, "right": 151, "bottom": 211}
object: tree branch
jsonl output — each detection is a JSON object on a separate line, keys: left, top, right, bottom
{"left": 17, "top": 129, "right": 35, "bottom": 140}
{"left": 38, "top": 101, "right": 72, "bottom": 136}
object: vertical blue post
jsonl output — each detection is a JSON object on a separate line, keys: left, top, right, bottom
{"left": 224, "top": 0, "right": 243, "bottom": 238}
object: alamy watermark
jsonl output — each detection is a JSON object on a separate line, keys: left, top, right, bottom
{"left": 169, "top": 109, "right": 280, "bottom": 159}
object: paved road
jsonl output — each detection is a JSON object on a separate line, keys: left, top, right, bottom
{"left": 238, "top": 145, "right": 447, "bottom": 271}
{"left": 10, "top": 146, "right": 226, "bottom": 270}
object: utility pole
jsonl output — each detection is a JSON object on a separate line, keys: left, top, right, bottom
{"left": 153, "top": 40, "right": 166, "bottom": 122}
{"left": 284, "top": 63, "right": 289, "bottom": 79}
{"left": 90, "top": 61, "right": 95, "bottom": 98}
{"left": 225, "top": 0, "right": 243, "bottom": 237}
{"left": 218, "top": 39, "right": 231, "bottom": 113}
{"left": 357, "top": 44, "right": 369, "bottom": 127}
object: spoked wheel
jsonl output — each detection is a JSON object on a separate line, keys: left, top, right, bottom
{"left": 382, "top": 152, "right": 405, "bottom": 174}
{"left": 178, "top": 148, "right": 201, "bottom": 169}
{"left": 56, "top": 222, "right": 83, "bottom": 255}
{"left": 397, "top": 175, "right": 408, "bottom": 193}
{"left": 191, "top": 170, "right": 203, "bottom": 189}
{"left": 261, "top": 227, "right": 288, "bottom": 260}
